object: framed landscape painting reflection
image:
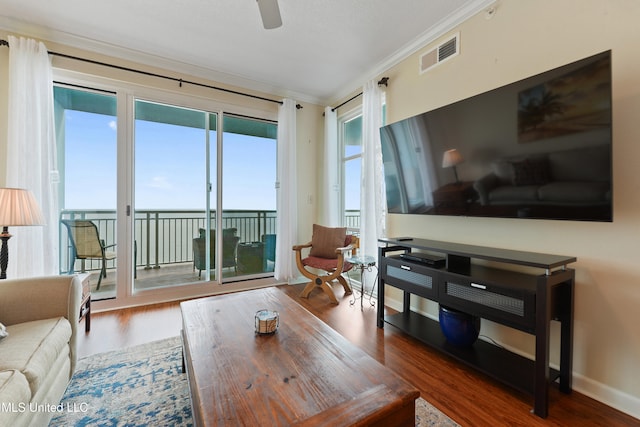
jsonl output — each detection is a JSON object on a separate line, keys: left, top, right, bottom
{"left": 517, "top": 53, "right": 611, "bottom": 143}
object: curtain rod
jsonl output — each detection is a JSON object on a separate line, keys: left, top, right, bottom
{"left": 331, "top": 77, "right": 389, "bottom": 112}
{"left": 0, "top": 38, "right": 302, "bottom": 109}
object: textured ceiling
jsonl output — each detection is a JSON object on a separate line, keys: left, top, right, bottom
{"left": 0, "top": 0, "right": 494, "bottom": 104}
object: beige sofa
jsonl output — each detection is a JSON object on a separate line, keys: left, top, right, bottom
{"left": 0, "top": 275, "right": 82, "bottom": 427}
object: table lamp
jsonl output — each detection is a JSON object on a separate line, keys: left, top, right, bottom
{"left": 0, "top": 188, "right": 45, "bottom": 279}
{"left": 442, "top": 149, "right": 464, "bottom": 184}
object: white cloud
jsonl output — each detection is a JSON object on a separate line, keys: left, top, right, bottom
{"left": 147, "top": 176, "right": 173, "bottom": 190}
{"left": 108, "top": 120, "right": 117, "bottom": 131}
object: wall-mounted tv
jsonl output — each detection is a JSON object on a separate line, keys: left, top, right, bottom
{"left": 380, "top": 50, "right": 612, "bottom": 222}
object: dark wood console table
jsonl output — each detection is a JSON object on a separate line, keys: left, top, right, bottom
{"left": 376, "top": 237, "right": 576, "bottom": 418}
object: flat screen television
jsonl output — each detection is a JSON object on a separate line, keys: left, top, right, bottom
{"left": 380, "top": 50, "right": 612, "bottom": 222}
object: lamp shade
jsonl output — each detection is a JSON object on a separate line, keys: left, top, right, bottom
{"left": 442, "top": 149, "right": 464, "bottom": 168}
{"left": 0, "top": 188, "right": 45, "bottom": 226}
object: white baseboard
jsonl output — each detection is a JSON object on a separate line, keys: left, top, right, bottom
{"left": 572, "top": 374, "right": 640, "bottom": 420}
{"left": 287, "top": 275, "right": 308, "bottom": 285}
{"left": 383, "top": 294, "right": 640, "bottom": 421}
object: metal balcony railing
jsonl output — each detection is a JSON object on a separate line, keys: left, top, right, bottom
{"left": 59, "top": 209, "right": 277, "bottom": 273}
{"left": 59, "top": 209, "right": 361, "bottom": 274}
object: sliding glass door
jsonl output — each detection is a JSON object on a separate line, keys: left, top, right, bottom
{"left": 133, "top": 100, "right": 214, "bottom": 289}
{"left": 54, "top": 86, "right": 119, "bottom": 300}
{"left": 221, "top": 115, "right": 277, "bottom": 278}
{"left": 55, "top": 85, "right": 278, "bottom": 301}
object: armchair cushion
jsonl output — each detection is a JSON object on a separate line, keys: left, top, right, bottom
{"left": 309, "top": 224, "right": 346, "bottom": 259}
{"left": 303, "top": 256, "right": 353, "bottom": 273}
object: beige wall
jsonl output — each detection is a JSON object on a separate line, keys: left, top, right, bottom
{"left": 381, "top": 0, "right": 639, "bottom": 418}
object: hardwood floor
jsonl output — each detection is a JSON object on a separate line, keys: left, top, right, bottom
{"left": 77, "top": 284, "right": 639, "bottom": 427}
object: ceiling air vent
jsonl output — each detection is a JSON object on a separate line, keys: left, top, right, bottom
{"left": 420, "top": 33, "right": 459, "bottom": 74}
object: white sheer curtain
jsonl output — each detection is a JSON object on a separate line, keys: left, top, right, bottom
{"left": 6, "top": 36, "right": 59, "bottom": 278}
{"left": 360, "top": 80, "right": 387, "bottom": 261}
{"left": 322, "top": 106, "right": 340, "bottom": 226}
{"left": 274, "top": 99, "right": 298, "bottom": 282}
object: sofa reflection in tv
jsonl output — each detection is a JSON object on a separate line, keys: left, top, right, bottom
{"left": 472, "top": 145, "right": 611, "bottom": 220}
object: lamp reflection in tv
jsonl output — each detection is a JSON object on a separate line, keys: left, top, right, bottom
{"left": 442, "top": 149, "right": 464, "bottom": 184}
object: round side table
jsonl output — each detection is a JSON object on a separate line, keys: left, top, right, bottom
{"left": 346, "top": 255, "right": 377, "bottom": 310}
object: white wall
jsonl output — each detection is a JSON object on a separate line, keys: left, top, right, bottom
{"left": 381, "top": 0, "right": 640, "bottom": 418}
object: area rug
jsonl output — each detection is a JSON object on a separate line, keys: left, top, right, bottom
{"left": 50, "top": 337, "right": 459, "bottom": 426}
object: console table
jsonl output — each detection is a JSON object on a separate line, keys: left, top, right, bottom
{"left": 377, "top": 237, "right": 576, "bottom": 418}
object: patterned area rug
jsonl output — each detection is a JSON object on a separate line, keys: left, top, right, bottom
{"left": 51, "top": 337, "right": 458, "bottom": 426}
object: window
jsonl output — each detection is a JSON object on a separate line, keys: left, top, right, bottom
{"left": 340, "top": 112, "right": 362, "bottom": 229}
{"left": 339, "top": 104, "right": 385, "bottom": 229}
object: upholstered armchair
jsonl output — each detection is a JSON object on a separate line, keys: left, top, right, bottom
{"left": 292, "top": 224, "right": 358, "bottom": 304}
{"left": 193, "top": 228, "right": 240, "bottom": 278}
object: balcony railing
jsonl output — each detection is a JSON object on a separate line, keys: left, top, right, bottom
{"left": 59, "top": 209, "right": 277, "bottom": 273}
{"left": 59, "top": 209, "right": 361, "bottom": 274}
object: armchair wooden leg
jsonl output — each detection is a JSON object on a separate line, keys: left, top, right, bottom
{"left": 336, "top": 275, "right": 352, "bottom": 295}
{"left": 300, "top": 281, "right": 315, "bottom": 299}
{"left": 300, "top": 278, "right": 341, "bottom": 305}
{"left": 320, "top": 281, "right": 339, "bottom": 305}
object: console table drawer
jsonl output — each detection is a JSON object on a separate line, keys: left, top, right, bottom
{"left": 381, "top": 256, "right": 438, "bottom": 299}
{"left": 439, "top": 273, "right": 536, "bottom": 332}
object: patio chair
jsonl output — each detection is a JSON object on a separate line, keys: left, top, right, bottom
{"left": 292, "top": 224, "right": 358, "bottom": 305}
{"left": 193, "top": 228, "right": 240, "bottom": 279}
{"left": 62, "top": 219, "right": 116, "bottom": 290}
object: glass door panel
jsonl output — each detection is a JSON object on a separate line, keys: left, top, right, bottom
{"left": 54, "top": 86, "right": 118, "bottom": 301}
{"left": 133, "top": 100, "right": 212, "bottom": 290}
{"left": 221, "top": 115, "right": 277, "bottom": 279}
{"left": 342, "top": 114, "right": 362, "bottom": 229}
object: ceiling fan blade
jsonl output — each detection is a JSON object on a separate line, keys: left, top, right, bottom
{"left": 257, "top": 0, "right": 282, "bottom": 29}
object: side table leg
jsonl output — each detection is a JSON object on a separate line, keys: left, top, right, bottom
{"left": 360, "top": 267, "right": 364, "bottom": 310}
{"left": 85, "top": 298, "right": 91, "bottom": 332}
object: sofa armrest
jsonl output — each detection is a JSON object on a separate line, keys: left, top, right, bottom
{"left": 474, "top": 173, "right": 501, "bottom": 205}
{"left": 0, "top": 275, "right": 82, "bottom": 327}
{"left": 0, "top": 275, "right": 82, "bottom": 372}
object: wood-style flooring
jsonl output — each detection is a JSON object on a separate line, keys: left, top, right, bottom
{"left": 77, "top": 284, "right": 639, "bottom": 427}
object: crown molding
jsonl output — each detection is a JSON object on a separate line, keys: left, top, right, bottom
{"left": 0, "top": 16, "right": 322, "bottom": 105}
{"left": 328, "top": 0, "right": 497, "bottom": 106}
{"left": 2, "top": 1, "right": 496, "bottom": 108}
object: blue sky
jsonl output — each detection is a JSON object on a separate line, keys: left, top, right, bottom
{"left": 64, "top": 111, "right": 277, "bottom": 211}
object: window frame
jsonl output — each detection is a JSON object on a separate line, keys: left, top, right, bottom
{"left": 337, "top": 106, "right": 363, "bottom": 228}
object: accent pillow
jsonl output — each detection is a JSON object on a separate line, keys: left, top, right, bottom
{"left": 309, "top": 224, "right": 347, "bottom": 259}
{"left": 511, "top": 158, "right": 550, "bottom": 186}
{"left": 0, "top": 322, "right": 8, "bottom": 340}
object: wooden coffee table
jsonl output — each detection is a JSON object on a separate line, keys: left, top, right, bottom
{"left": 181, "top": 286, "right": 419, "bottom": 426}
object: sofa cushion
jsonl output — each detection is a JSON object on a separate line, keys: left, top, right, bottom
{"left": 0, "top": 369, "right": 31, "bottom": 426}
{"left": 489, "top": 185, "right": 539, "bottom": 203}
{"left": 511, "top": 157, "right": 550, "bottom": 186}
{"left": 548, "top": 145, "right": 610, "bottom": 182}
{"left": 0, "top": 317, "right": 72, "bottom": 396}
{"left": 538, "top": 182, "right": 610, "bottom": 204}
